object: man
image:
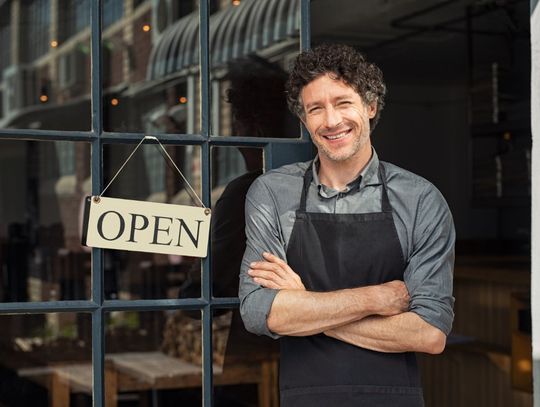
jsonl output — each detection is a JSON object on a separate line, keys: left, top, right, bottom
{"left": 239, "top": 44, "right": 455, "bottom": 406}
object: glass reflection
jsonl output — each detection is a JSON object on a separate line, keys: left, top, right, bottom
{"left": 104, "top": 0, "right": 301, "bottom": 136}
{"left": 0, "top": 0, "right": 301, "bottom": 133}
{"left": 210, "top": 146, "right": 261, "bottom": 299}
{"left": 210, "top": 0, "right": 301, "bottom": 138}
{"left": 211, "top": 308, "right": 279, "bottom": 406}
{"left": 210, "top": 147, "right": 280, "bottom": 406}
{"left": 0, "top": 313, "right": 92, "bottom": 406}
{"left": 105, "top": 309, "right": 270, "bottom": 405}
{"left": 0, "top": 0, "right": 91, "bottom": 131}
{"left": 105, "top": 310, "right": 203, "bottom": 405}
{"left": 104, "top": 0, "right": 201, "bottom": 133}
{"left": 0, "top": 140, "right": 91, "bottom": 302}
{"left": 102, "top": 144, "right": 202, "bottom": 300}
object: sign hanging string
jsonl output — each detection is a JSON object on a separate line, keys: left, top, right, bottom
{"left": 99, "top": 136, "right": 207, "bottom": 209}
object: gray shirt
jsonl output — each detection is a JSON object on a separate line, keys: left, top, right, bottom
{"left": 239, "top": 149, "right": 455, "bottom": 338}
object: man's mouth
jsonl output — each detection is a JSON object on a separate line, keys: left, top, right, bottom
{"left": 322, "top": 129, "right": 351, "bottom": 140}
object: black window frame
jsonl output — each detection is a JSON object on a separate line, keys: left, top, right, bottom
{"left": 0, "top": 0, "right": 312, "bottom": 405}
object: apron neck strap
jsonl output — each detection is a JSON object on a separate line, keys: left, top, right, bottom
{"left": 299, "top": 163, "right": 314, "bottom": 211}
{"left": 299, "top": 161, "right": 392, "bottom": 213}
{"left": 379, "top": 162, "right": 392, "bottom": 213}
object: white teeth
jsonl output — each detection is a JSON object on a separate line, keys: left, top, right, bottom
{"left": 325, "top": 131, "right": 348, "bottom": 140}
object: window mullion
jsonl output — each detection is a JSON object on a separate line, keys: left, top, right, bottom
{"left": 90, "top": 1, "right": 105, "bottom": 406}
{"left": 199, "top": 0, "right": 214, "bottom": 405}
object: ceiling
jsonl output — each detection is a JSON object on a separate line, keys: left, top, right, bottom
{"left": 311, "top": 0, "right": 529, "bottom": 49}
{"left": 310, "top": 0, "right": 530, "bottom": 83}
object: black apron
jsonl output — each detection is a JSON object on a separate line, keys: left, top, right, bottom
{"left": 280, "top": 162, "right": 424, "bottom": 407}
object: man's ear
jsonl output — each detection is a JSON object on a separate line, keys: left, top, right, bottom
{"left": 367, "top": 102, "right": 377, "bottom": 119}
{"left": 298, "top": 111, "right": 308, "bottom": 127}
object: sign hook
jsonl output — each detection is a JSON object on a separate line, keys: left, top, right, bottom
{"left": 98, "top": 135, "right": 207, "bottom": 210}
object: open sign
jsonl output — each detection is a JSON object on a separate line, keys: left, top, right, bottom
{"left": 82, "top": 196, "right": 211, "bottom": 258}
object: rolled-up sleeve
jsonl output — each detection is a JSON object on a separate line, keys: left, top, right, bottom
{"left": 239, "top": 178, "right": 285, "bottom": 339}
{"left": 405, "top": 184, "right": 455, "bottom": 336}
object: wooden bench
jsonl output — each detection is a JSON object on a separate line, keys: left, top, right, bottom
{"left": 18, "top": 351, "right": 279, "bottom": 406}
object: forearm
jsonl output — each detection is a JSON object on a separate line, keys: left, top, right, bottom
{"left": 267, "top": 283, "right": 404, "bottom": 336}
{"left": 325, "top": 311, "right": 446, "bottom": 354}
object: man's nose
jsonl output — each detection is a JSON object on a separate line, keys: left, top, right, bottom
{"left": 324, "top": 106, "right": 342, "bottom": 128}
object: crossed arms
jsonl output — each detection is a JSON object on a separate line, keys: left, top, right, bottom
{"left": 248, "top": 252, "right": 446, "bottom": 354}
{"left": 239, "top": 176, "right": 455, "bottom": 355}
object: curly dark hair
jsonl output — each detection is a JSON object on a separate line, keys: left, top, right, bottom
{"left": 286, "top": 43, "right": 387, "bottom": 131}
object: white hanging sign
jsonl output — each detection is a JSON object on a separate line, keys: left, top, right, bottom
{"left": 82, "top": 196, "right": 211, "bottom": 257}
{"left": 81, "top": 136, "right": 211, "bottom": 258}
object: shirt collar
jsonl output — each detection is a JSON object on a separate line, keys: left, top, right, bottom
{"left": 361, "top": 148, "right": 382, "bottom": 188}
{"left": 311, "top": 148, "right": 382, "bottom": 197}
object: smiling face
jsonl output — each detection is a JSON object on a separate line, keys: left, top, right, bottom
{"left": 301, "top": 74, "right": 377, "bottom": 164}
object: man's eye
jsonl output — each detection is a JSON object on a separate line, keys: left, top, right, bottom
{"left": 338, "top": 101, "right": 352, "bottom": 106}
{"left": 308, "top": 107, "right": 321, "bottom": 114}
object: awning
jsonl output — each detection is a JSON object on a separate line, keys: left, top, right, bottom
{"left": 147, "top": 0, "right": 300, "bottom": 81}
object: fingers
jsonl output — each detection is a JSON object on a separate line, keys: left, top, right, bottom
{"left": 248, "top": 260, "right": 287, "bottom": 289}
{"left": 249, "top": 260, "right": 287, "bottom": 277}
{"left": 262, "top": 252, "right": 286, "bottom": 266}
{"left": 250, "top": 252, "right": 295, "bottom": 279}
{"left": 262, "top": 252, "right": 299, "bottom": 277}
{"left": 248, "top": 268, "right": 283, "bottom": 282}
{"left": 249, "top": 264, "right": 288, "bottom": 288}
{"left": 252, "top": 277, "right": 280, "bottom": 289}
{"left": 248, "top": 252, "right": 305, "bottom": 290}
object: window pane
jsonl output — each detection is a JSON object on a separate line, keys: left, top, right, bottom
{"left": 210, "top": 146, "right": 262, "bottom": 298}
{"left": 103, "top": 0, "right": 201, "bottom": 134}
{"left": 211, "top": 309, "right": 279, "bottom": 406}
{"left": 103, "top": 0, "right": 124, "bottom": 28}
{"left": 0, "top": 0, "right": 91, "bottom": 131}
{"left": 0, "top": 313, "right": 92, "bottom": 406}
{"left": 209, "top": 147, "right": 280, "bottom": 405}
{"left": 0, "top": 140, "right": 91, "bottom": 302}
{"left": 21, "top": 0, "right": 51, "bottom": 62}
{"left": 59, "top": 0, "right": 91, "bottom": 40}
{"left": 101, "top": 144, "right": 202, "bottom": 300}
{"left": 105, "top": 310, "right": 203, "bottom": 405}
{"left": 210, "top": 0, "right": 301, "bottom": 138}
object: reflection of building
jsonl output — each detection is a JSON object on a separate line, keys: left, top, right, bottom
{"left": 0, "top": 0, "right": 125, "bottom": 129}
{"left": 0, "top": 0, "right": 301, "bottom": 305}
{"left": 0, "top": 1, "right": 301, "bottom": 404}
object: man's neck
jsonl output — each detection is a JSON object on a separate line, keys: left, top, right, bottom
{"left": 318, "top": 147, "right": 373, "bottom": 191}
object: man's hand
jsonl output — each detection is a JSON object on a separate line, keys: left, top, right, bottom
{"left": 246, "top": 252, "right": 413, "bottom": 337}
{"left": 248, "top": 252, "right": 306, "bottom": 290}
{"left": 248, "top": 252, "right": 410, "bottom": 316}
{"left": 374, "top": 280, "right": 410, "bottom": 316}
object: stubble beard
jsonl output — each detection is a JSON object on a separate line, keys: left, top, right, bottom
{"left": 315, "top": 128, "right": 370, "bottom": 163}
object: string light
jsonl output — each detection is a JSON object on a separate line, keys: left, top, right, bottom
{"left": 50, "top": 40, "right": 58, "bottom": 48}
{"left": 142, "top": 24, "right": 151, "bottom": 32}
{"left": 111, "top": 98, "right": 119, "bottom": 106}
{"left": 179, "top": 96, "right": 188, "bottom": 104}
{"left": 39, "top": 94, "right": 48, "bottom": 103}
{"left": 232, "top": 0, "right": 241, "bottom": 5}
